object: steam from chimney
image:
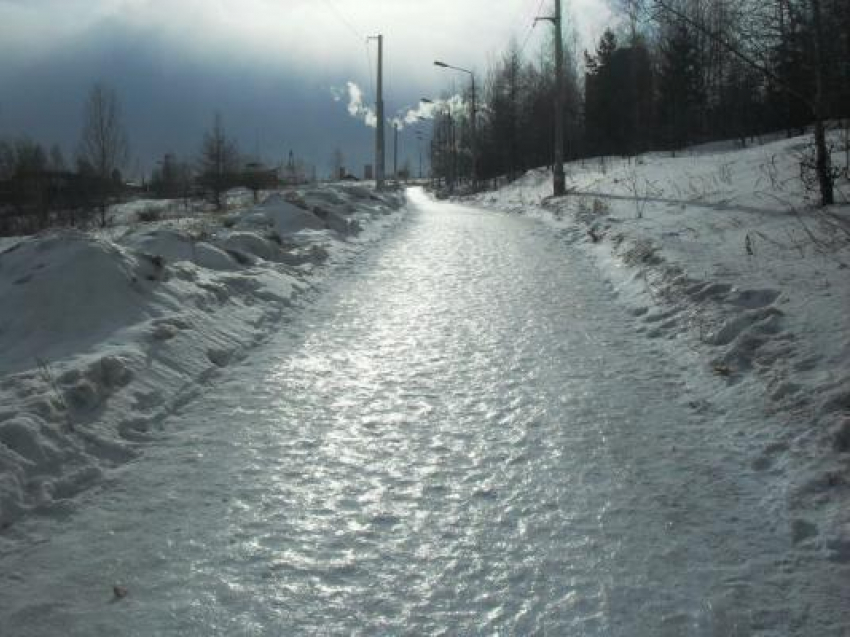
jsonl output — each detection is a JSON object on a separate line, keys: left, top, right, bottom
{"left": 333, "top": 82, "right": 466, "bottom": 131}
{"left": 331, "top": 82, "right": 377, "bottom": 128}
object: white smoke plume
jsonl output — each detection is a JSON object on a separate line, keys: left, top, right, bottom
{"left": 334, "top": 82, "right": 466, "bottom": 131}
{"left": 331, "top": 82, "right": 377, "bottom": 128}
{"left": 392, "top": 94, "right": 467, "bottom": 130}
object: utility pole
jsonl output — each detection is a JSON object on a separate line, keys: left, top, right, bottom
{"left": 416, "top": 131, "right": 422, "bottom": 180}
{"left": 393, "top": 122, "right": 398, "bottom": 184}
{"left": 470, "top": 75, "right": 477, "bottom": 191}
{"left": 448, "top": 112, "right": 455, "bottom": 193}
{"left": 537, "top": 0, "right": 566, "bottom": 196}
{"left": 369, "top": 34, "right": 386, "bottom": 191}
{"left": 430, "top": 139, "right": 435, "bottom": 187}
{"left": 554, "top": 0, "right": 566, "bottom": 196}
{"left": 434, "top": 61, "right": 477, "bottom": 190}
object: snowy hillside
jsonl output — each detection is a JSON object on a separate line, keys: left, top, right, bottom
{"left": 0, "top": 185, "right": 405, "bottom": 528}
{"left": 474, "top": 133, "right": 850, "bottom": 561}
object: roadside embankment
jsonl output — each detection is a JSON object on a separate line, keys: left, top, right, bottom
{"left": 0, "top": 185, "right": 405, "bottom": 528}
{"left": 472, "top": 133, "right": 850, "bottom": 563}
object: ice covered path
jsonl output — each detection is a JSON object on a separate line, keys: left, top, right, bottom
{"left": 0, "top": 189, "right": 844, "bottom": 636}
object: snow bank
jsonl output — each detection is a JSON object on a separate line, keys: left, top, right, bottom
{"left": 0, "top": 184, "right": 405, "bottom": 528}
{"left": 243, "top": 195, "right": 327, "bottom": 237}
{"left": 472, "top": 132, "right": 850, "bottom": 562}
{"left": 0, "top": 233, "right": 155, "bottom": 374}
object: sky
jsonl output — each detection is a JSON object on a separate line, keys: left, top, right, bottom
{"left": 0, "top": 0, "right": 613, "bottom": 178}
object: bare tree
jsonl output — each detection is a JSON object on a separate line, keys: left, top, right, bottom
{"left": 199, "top": 113, "right": 240, "bottom": 210}
{"left": 78, "top": 82, "right": 129, "bottom": 225}
{"left": 653, "top": 0, "right": 835, "bottom": 206}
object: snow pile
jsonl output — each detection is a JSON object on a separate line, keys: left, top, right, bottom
{"left": 0, "top": 184, "right": 405, "bottom": 528}
{"left": 0, "top": 233, "right": 156, "bottom": 373}
{"left": 247, "top": 195, "right": 328, "bottom": 237}
{"left": 474, "top": 132, "right": 850, "bottom": 561}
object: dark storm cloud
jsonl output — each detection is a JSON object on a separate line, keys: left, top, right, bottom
{"left": 0, "top": 0, "right": 612, "bottom": 176}
{"left": 0, "top": 12, "right": 377, "bottom": 175}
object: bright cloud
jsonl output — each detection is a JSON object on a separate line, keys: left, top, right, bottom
{"left": 0, "top": 0, "right": 615, "bottom": 170}
{"left": 0, "top": 0, "right": 612, "bottom": 88}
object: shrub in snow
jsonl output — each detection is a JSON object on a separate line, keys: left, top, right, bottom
{"left": 136, "top": 206, "right": 164, "bottom": 223}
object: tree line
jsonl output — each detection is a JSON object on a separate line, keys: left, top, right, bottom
{"left": 433, "top": 0, "right": 849, "bottom": 203}
{"left": 0, "top": 84, "right": 302, "bottom": 237}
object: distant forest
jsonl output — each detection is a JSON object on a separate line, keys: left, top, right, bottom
{"left": 432, "top": 0, "right": 849, "bottom": 202}
{"left": 2, "top": 0, "right": 848, "bottom": 236}
{"left": 0, "top": 91, "right": 297, "bottom": 236}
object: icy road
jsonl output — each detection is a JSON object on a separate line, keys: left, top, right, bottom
{"left": 0, "top": 189, "right": 846, "bottom": 636}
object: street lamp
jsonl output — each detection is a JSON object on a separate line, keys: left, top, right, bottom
{"left": 422, "top": 96, "right": 457, "bottom": 191}
{"left": 434, "top": 60, "right": 477, "bottom": 191}
{"left": 420, "top": 99, "right": 435, "bottom": 186}
{"left": 415, "top": 129, "right": 425, "bottom": 179}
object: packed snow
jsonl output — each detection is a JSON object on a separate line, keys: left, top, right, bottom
{"left": 472, "top": 131, "right": 850, "bottom": 565}
{"left": 1, "top": 130, "right": 849, "bottom": 632}
{"left": 1, "top": 188, "right": 847, "bottom": 635}
{"left": 0, "top": 185, "right": 405, "bottom": 528}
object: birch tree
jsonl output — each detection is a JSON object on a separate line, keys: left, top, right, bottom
{"left": 78, "top": 82, "right": 129, "bottom": 224}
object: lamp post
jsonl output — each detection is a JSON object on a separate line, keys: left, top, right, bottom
{"left": 422, "top": 99, "right": 440, "bottom": 187}
{"left": 434, "top": 61, "right": 477, "bottom": 191}
{"left": 367, "top": 35, "right": 385, "bottom": 190}
{"left": 393, "top": 121, "right": 398, "bottom": 184}
{"left": 416, "top": 116, "right": 427, "bottom": 180}
{"left": 423, "top": 96, "right": 457, "bottom": 192}
{"left": 421, "top": 98, "right": 441, "bottom": 188}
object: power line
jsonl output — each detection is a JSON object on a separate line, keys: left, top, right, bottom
{"left": 320, "top": 0, "right": 376, "bottom": 115}
{"left": 512, "top": 0, "right": 538, "bottom": 27}
{"left": 518, "top": 0, "right": 548, "bottom": 56}
{"left": 318, "top": 0, "right": 363, "bottom": 41}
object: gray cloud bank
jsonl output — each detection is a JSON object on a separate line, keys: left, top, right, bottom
{"left": 0, "top": 0, "right": 612, "bottom": 176}
{"left": 0, "top": 16, "right": 378, "bottom": 174}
